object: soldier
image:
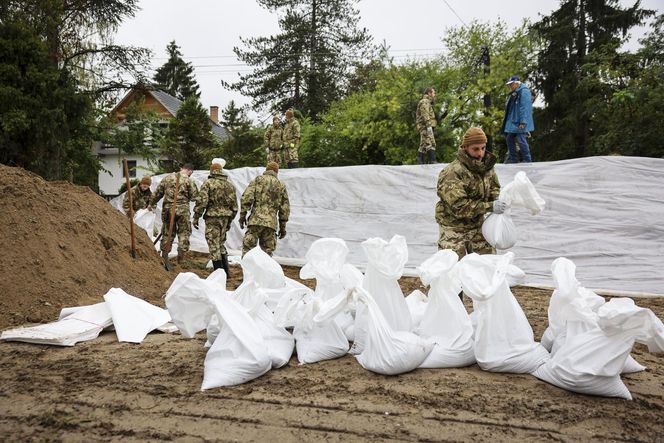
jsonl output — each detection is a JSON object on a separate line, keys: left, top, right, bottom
{"left": 436, "top": 126, "right": 507, "bottom": 259}
{"left": 264, "top": 115, "right": 284, "bottom": 166}
{"left": 149, "top": 164, "right": 198, "bottom": 265}
{"left": 193, "top": 159, "right": 238, "bottom": 276}
{"left": 282, "top": 109, "right": 301, "bottom": 169}
{"left": 123, "top": 175, "right": 152, "bottom": 218}
{"left": 239, "top": 161, "right": 290, "bottom": 256}
{"left": 416, "top": 87, "right": 437, "bottom": 164}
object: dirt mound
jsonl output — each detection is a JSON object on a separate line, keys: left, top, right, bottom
{"left": 0, "top": 165, "right": 172, "bottom": 329}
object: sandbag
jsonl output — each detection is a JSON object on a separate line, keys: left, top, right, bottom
{"left": 103, "top": 288, "right": 171, "bottom": 344}
{"left": 416, "top": 250, "right": 475, "bottom": 368}
{"left": 165, "top": 272, "right": 216, "bottom": 338}
{"left": 133, "top": 208, "right": 156, "bottom": 238}
{"left": 533, "top": 297, "right": 664, "bottom": 399}
{"left": 405, "top": 290, "right": 428, "bottom": 331}
{"left": 201, "top": 295, "right": 271, "bottom": 389}
{"left": 482, "top": 213, "right": 517, "bottom": 250}
{"left": 457, "top": 252, "right": 549, "bottom": 373}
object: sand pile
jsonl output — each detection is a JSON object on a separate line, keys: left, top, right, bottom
{"left": 0, "top": 165, "right": 172, "bottom": 329}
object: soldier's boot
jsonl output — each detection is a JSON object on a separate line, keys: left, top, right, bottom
{"left": 291, "top": 162, "right": 298, "bottom": 168}
{"left": 428, "top": 150, "right": 437, "bottom": 164}
{"left": 212, "top": 260, "right": 222, "bottom": 270}
{"left": 177, "top": 251, "right": 187, "bottom": 265}
{"left": 417, "top": 152, "right": 425, "bottom": 164}
{"left": 287, "top": 162, "right": 294, "bottom": 169}
{"left": 221, "top": 254, "right": 230, "bottom": 278}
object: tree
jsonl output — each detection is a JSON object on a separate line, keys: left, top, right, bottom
{"left": 153, "top": 41, "right": 201, "bottom": 101}
{"left": 217, "top": 101, "right": 264, "bottom": 167}
{"left": 532, "top": 0, "right": 654, "bottom": 159}
{"left": 0, "top": 21, "right": 98, "bottom": 184}
{"left": 159, "top": 97, "right": 219, "bottom": 170}
{"left": 224, "top": 0, "right": 374, "bottom": 119}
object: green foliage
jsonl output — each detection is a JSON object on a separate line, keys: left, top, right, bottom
{"left": 153, "top": 41, "right": 201, "bottom": 101}
{"left": 533, "top": 0, "right": 655, "bottom": 159}
{"left": 217, "top": 101, "right": 264, "bottom": 168}
{"left": 117, "top": 178, "right": 139, "bottom": 194}
{"left": 0, "top": 20, "right": 99, "bottom": 186}
{"left": 224, "top": 0, "right": 374, "bottom": 119}
{"left": 159, "top": 97, "right": 220, "bottom": 170}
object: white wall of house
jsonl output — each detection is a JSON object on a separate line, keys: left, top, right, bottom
{"left": 98, "top": 153, "right": 155, "bottom": 197}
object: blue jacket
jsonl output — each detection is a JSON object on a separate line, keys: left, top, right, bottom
{"left": 502, "top": 84, "right": 534, "bottom": 134}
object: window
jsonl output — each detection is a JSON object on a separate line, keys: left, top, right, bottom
{"left": 124, "top": 160, "right": 137, "bottom": 178}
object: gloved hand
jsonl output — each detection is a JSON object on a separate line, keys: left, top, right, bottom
{"left": 239, "top": 213, "right": 247, "bottom": 229}
{"left": 427, "top": 126, "right": 434, "bottom": 136}
{"left": 147, "top": 205, "right": 154, "bottom": 212}
{"left": 289, "top": 143, "right": 295, "bottom": 148}
{"left": 278, "top": 226, "right": 287, "bottom": 239}
{"left": 192, "top": 218, "right": 199, "bottom": 229}
{"left": 492, "top": 200, "right": 508, "bottom": 214}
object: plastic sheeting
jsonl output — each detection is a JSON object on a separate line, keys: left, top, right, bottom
{"left": 113, "top": 156, "right": 664, "bottom": 295}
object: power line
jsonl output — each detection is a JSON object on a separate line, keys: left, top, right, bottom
{"left": 441, "top": 0, "right": 467, "bottom": 28}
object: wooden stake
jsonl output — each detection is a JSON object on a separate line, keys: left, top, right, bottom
{"left": 123, "top": 159, "right": 137, "bottom": 259}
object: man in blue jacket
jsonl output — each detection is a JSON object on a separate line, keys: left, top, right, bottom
{"left": 501, "top": 76, "right": 534, "bottom": 163}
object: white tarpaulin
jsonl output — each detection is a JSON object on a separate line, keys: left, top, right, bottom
{"left": 113, "top": 156, "right": 664, "bottom": 296}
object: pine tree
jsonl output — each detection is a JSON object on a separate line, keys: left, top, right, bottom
{"left": 218, "top": 101, "right": 264, "bottom": 167}
{"left": 532, "top": 0, "right": 653, "bottom": 159}
{"left": 159, "top": 97, "right": 217, "bottom": 169}
{"left": 153, "top": 41, "right": 201, "bottom": 101}
{"left": 224, "top": 0, "right": 373, "bottom": 119}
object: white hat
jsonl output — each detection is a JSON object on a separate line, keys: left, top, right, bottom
{"left": 211, "top": 158, "right": 226, "bottom": 168}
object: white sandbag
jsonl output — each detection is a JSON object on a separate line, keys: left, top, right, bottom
{"left": 241, "top": 246, "right": 286, "bottom": 289}
{"left": 233, "top": 280, "right": 294, "bottom": 368}
{"left": 533, "top": 297, "right": 664, "bottom": 399}
{"left": 351, "top": 287, "right": 434, "bottom": 375}
{"left": 300, "top": 238, "right": 355, "bottom": 341}
{"left": 416, "top": 250, "right": 476, "bottom": 368}
{"left": 263, "top": 277, "right": 310, "bottom": 312}
{"left": 482, "top": 171, "right": 545, "bottom": 250}
{"left": 103, "top": 288, "right": 171, "bottom": 344}
{"left": 405, "top": 290, "right": 428, "bottom": 330}
{"left": 274, "top": 287, "right": 349, "bottom": 364}
{"left": 482, "top": 213, "right": 517, "bottom": 250}
{"left": 542, "top": 257, "right": 645, "bottom": 373}
{"left": 1, "top": 302, "right": 112, "bottom": 346}
{"left": 165, "top": 272, "right": 215, "bottom": 338}
{"left": 357, "top": 235, "right": 411, "bottom": 354}
{"left": 457, "top": 252, "right": 549, "bottom": 373}
{"left": 201, "top": 295, "right": 272, "bottom": 389}
{"left": 133, "top": 208, "right": 156, "bottom": 237}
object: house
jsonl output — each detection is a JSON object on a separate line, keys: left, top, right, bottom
{"left": 94, "top": 87, "right": 228, "bottom": 197}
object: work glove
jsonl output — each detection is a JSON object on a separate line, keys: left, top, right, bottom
{"left": 289, "top": 143, "right": 295, "bottom": 148}
{"left": 492, "top": 200, "right": 508, "bottom": 215}
{"left": 239, "top": 213, "right": 247, "bottom": 229}
{"left": 278, "top": 226, "right": 287, "bottom": 239}
{"left": 427, "top": 126, "right": 434, "bottom": 136}
{"left": 192, "top": 218, "right": 199, "bottom": 229}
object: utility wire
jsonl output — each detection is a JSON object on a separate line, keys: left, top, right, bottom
{"left": 441, "top": 0, "right": 467, "bottom": 28}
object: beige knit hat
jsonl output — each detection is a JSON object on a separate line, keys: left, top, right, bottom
{"left": 461, "top": 127, "right": 488, "bottom": 147}
{"left": 139, "top": 176, "right": 152, "bottom": 186}
{"left": 266, "top": 161, "right": 279, "bottom": 173}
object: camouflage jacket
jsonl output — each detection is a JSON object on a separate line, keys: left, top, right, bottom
{"left": 240, "top": 170, "right": 290, "bottom": 230}
{"left": 123, "top": 185, "right": 152, "bottom": 215}
{"left": 416, "top": 95, "right": 436, "bottom": 131}
{"left": 193, "top": 171, "right": 238, "bottom": 220}
{"left": 264, "top": 123, "right": 284, "bottom": 150}
{"left": 150, "top": 172, "right": 198, "bottom": 214}
{"left": 435, "top": 149, "right": 500, "bottom": 228}
{"left": 282, "top": 117, "right": 301, "bottom": 149}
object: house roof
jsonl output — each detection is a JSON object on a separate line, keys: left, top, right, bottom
{"left": 111, "top": 87, "right": 230, "bottom": 141}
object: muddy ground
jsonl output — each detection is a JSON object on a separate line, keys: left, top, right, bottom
{"left": 1, "top": 258, "right": 663, "bottom": 442}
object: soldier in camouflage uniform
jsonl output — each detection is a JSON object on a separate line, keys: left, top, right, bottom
{"left": 123, "top": 176, "right": 152, "bottom": 218}
{"left": 193, "top": 161, "right": 238, "bottom": 276}
{"left": 282, "top": 109, "right": 300, "bottom": 169}
{"left": 149, "top": 164, "right": 198, "bottom": 265}
{"left": 239, "top": 161, "right": 290, "bottom": 256}
{"left": 416, "top": 87, "right": 437, "bottom": 164}
{"left": 436, "top": 127, "right": 507, "bottom": 258}
{"left": 264, "top": 116, "right": 284, "bottom": 166}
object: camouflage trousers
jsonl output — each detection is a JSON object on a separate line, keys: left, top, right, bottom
{"left": 437, "top": 224, "right": 494, "bottom": 258}
{"left": 242, "top": 225, "right": 277, "bottom": 256}
{"left": 267, "top": 149, "right": 283, "bottom": 166}
{"left": 418, "top": 129, "right": 436, "bottom": 153}
{"left": 160, "top": 208, "right": 192, "bottom": 253}
{"left": 285, "top": 144, "right": 299, "bottom": 164}
{"left": 205, "top": 216, "right": 232, "bottom": 260}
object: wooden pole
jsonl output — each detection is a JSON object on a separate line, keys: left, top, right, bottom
{"left": 123, "top": 159, "right": 137, "bottom": 259}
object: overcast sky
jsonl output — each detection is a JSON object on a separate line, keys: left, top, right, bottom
{"left": 114, "top": 0, "right": 661, "bottom": 123}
